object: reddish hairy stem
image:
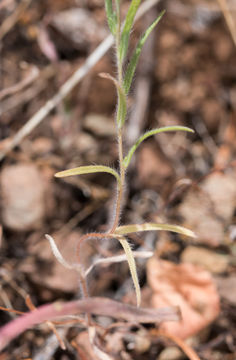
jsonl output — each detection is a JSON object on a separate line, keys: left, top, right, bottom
{"left": 77, "top": 233, "right": 107, "bottom": 265}
{"left": 0, "top": 297, "right": 180, "bottom": 351}
{"left": 76, "top": 232, "right": 120, "bottom": 266}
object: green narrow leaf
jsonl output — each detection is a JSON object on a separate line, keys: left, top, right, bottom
{"left": 124, "top": 10, "right": 165, "bottom": 95}
{"left": 115, "top": 223, "right": 196, "bottom": 238}
{"left": 55, "top": 165, "right": 121, "bottom": 185}
{"left": 120, "top": 0, "right": 141, "bottom": 61}
{"left": 123, "top": 126, "right": 194, "bottom": 168}
{"left": 99, "top": 73, "right": 127, "bottom": 128}
{"left": 105, "top": 0, "right": 117, "bottom": 35}
{"left": 118, "top": 237, "right": 141, "bottom": 307}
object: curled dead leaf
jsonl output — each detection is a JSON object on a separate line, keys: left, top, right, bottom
{"left": 147, "top": 258, "right": 220, "bottom": 339}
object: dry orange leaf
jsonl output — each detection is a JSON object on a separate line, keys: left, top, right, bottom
{"left": 147, "top": 258, "right": 220, "bottom": 339}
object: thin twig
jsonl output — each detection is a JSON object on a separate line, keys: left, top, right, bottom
{"left": 0, "top": 0, "right": 32, "bottom": 40}
{"left": 0, "top": 0, "right": 160, "bottom": 161}
{"left": 0, "top": 66, "right": 39, "bottom": 100}
{"left": 0, "top": 286, "right": 14, "bottom": 318}
{"left": 217, "top": 0, "right": 236, "bottom": 46}
{"left": 155, "top": 330, "right": 201, "bottom": 360}
{"left": 0, "top": 306, "right": 24, "bottom": 316}
{"left": 25, "top": 295, "right": 66, "bottom": 350}
{"left": 0, "top": 65, "right": 55, "bottom": 116}
{"left": 0, "top": 297, "right": 180, "bottom": 351}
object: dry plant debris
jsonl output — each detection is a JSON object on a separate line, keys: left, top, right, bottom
{"left": 216, "top": 274, "right": 236, "bottom": 306}
{"left": 49, "top": 8, "right": 107, "bottom": 51}
{"left": 0, "top": 164, "right": 45, "bottom": 231}
{"left": 147, "top": 257, "right": 220, "bottom": 339}
{"left": 19, "top": 232, "right": 81, "bottom": 293}
{"left": 178, "top": 170, "right": 236, "bottom": 246}
{"left": 181, "top": 246, "right": 229, "bottom": 274}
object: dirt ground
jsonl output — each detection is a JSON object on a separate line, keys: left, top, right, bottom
{"left": 0, "top": 0, "right": 236, "bottom": 359}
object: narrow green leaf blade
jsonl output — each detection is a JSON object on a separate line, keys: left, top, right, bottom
{"left": 123, "top": 126, "right": 194, "bottom": 168}
{"left": 105, "top": 0, "right": 117, "bottom": 35}
{"left": 115, "top": 223, "right": 196, "bottom": 238}
{"left": 100, "top": 72, "right": 127, "bottom": 128}
{"left": 55, "top": 165, "right": 121, "bottom": 184}
{"left": 124, "top": 10, "right": 165, "bottom": 95}
{"left": 120, "top": 0, "right": 141, "bottom": 61}
{"left": 118, "top": 237, "right": 141, "bottom": 307}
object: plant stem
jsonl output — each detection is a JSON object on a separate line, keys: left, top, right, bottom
{"left": 110, "top": 129, "right": 125, "bottom": 233}
{"left": 115, "top": 0, "right": 123, "bottom": 83}
{"left": 109, "top": 0, "right": 126, "bottom": 233}
{"left": 0, "top": 298, "right": 179, "bottom": 351}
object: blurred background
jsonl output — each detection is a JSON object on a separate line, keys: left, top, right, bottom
{"left": 0, "top": 0, "right": 236, "bottom": 359}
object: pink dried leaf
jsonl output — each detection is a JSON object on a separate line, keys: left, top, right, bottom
{"left": 37, "top": 25, "right": 58, "bottom": 62}
{"left": 147, "top": 258, "right": 220, "bottom": 339}
{"left": 0, "top": 297, "right": 180, "bottom": 351}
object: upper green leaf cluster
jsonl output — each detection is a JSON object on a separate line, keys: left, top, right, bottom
{"left": 123, "top": 10, "right": 165, "bottom": 94}
{"left": 105, "top": 0, "right": 117, "bottom": 35}
{"left": 105, "top": 1, "right": 165, "bottom": 100}
{"left": 119, "top": 0, "right": 141, "bottom": 61}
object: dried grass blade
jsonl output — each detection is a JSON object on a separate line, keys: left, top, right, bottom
{"left": 115, "top": 223, "right": 196, "bottom": 238}
{"left": 118, "top": 237, "right": 141, "bottom": 307}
